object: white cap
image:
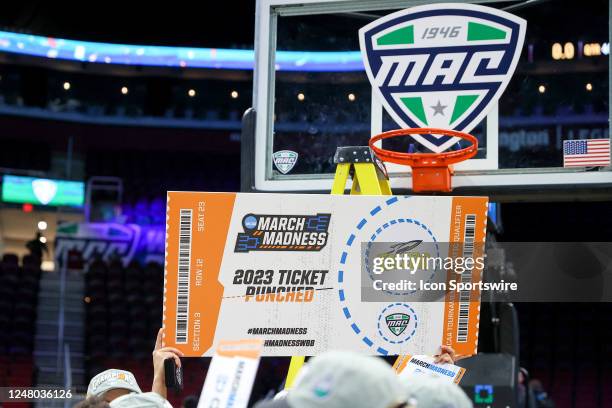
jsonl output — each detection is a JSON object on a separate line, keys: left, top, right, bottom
{"left": 110, "top": 392, "right": 172, "bottom": 408}
{"left": 87, "top": 369, "right": 142, "bottom": 397}
{"left": 401, "top": 374, "right": 472, "bottom": 408}
{"left": 257, "top": 351, "right": 403, "bottom": 408}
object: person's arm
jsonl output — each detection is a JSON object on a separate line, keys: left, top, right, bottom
{"left": 151, "top": 328, "right": 184, "bottom": 399}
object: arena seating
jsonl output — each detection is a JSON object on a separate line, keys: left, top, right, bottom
{"left": 0, "top": 138, "right": 51, "bottom": 172}
{"left": 0, "top": 66, "right": 251, "bottom": 123}
{"left": 82, "top": 257, "right": 295, "bottom": 406}
{"left": 84, "top": 258, "right": 209, "bottom": 405}
{"left": 85, "top": 260, "right": 161, "bottom": 361}
{"left": 0, "top": 253, "right": 41, "bottom": 408}
{"left": 86, "top": 150, "right": 240, "bottom": 203}
{"left": 517, "top": 302, "right": 612, "bottom": 408}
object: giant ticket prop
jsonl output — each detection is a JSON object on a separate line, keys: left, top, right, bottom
{"left": 163, "top": 192, "right": 487, "bottom": 357}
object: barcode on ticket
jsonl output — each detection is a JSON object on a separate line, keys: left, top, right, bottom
{"left": 176, "top": 209, "right": 192, "bottom": 344}
{"left": 457, "top": 214, "right": 476, "bottom": 343}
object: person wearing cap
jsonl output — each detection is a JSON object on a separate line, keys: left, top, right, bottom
{"left": 87, "top": 369, "right": 143, "bottom": 402}
{"left": 254, "top": 351, "right": 405, "bottom": 408}
{"left": 85, "top": 328, "right": 183, "bottom": 404}
{"left": 400, "top": 374, "right": 473, "bottom": 408}
{"left": 76, "top": 391, "right": 181, "bottom": 408}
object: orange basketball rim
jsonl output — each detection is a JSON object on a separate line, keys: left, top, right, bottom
{"left": 369, "top": 128, "right": 478, "bottom": 193}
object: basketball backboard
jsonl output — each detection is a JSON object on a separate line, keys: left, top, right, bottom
{"left": 243, "top": 0, "right": 612, "bottom": 199}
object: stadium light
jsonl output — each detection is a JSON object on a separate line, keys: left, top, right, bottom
{"left": 38, "top": 221, "right": 48, "bottom": 231}
{"left": 538, "top": 85, "right": 546, "bottom": 94}
{"left": 231, "top": 90, "right": 239, "bottom": 99}
{"left": 188, "top": 89, "right": 196, "bottom": 97}
{"left": 297, "top": 93, "right": 305, "bottom": 101}
{"left": 63, "top": 81, "right": 71, "bottom": 91}
{"left": 586, "top": 83, "right": 593, "bottom": 91}
{"left": 121, "top": 86, "right": 129, "bottom": 95}
{"left": 348, "top": 93, "right": 356, "bottom": 102}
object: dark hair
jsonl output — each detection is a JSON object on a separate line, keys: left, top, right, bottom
{"left": 74, "top": 396, "right": 111, "bottom": 408}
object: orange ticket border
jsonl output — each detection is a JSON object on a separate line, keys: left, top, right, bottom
{"left": 163, "top": 191, "right": 236, "bottom": 356}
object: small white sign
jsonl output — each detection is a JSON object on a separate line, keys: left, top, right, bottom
{"left": 394, "top": 354, "right": 466, "bottom": 384}
{"left": 198, "top": 339, "right": 264, "bottom": 408}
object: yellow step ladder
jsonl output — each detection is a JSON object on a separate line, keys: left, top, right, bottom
{"left": 331, "top": 146, "right": 392, "bottom": 196}
{"left": 284, "top": 146, "right": 392, "bottom": 389}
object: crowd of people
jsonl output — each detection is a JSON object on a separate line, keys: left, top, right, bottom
{"left": 253, "top": 350, "right": 470, "bottom": 408}
{"left": 76, "top": 328, "right": 471, "bottom": 408}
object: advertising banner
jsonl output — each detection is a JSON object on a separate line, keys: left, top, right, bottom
{"left": 55, "top": 222, "right": 165, "bottom": 266}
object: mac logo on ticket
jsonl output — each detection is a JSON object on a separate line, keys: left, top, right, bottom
{"left": 234, "top": 213, "right": 331, "bottom": 252}
{"left": 386, "top": 313, "right": 411, "bottom": 336}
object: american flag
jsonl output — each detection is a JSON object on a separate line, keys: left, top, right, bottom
{"left": 563, "top": 139, "right": 610, "bottom": 167}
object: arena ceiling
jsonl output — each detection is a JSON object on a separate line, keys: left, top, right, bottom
{"left": 0, "top": 3, "right": 257, "bottom": 48}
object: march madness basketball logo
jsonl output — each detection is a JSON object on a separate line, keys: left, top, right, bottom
{"left": 234, "top": 213, "right": 331, "bottom": 252}
{"left": 359, "top": 3, "right": 526, "bottom": 153}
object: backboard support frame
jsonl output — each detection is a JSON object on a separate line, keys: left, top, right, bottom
{"left": 249, "top": 0, "right": 612, "bottom": 199}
